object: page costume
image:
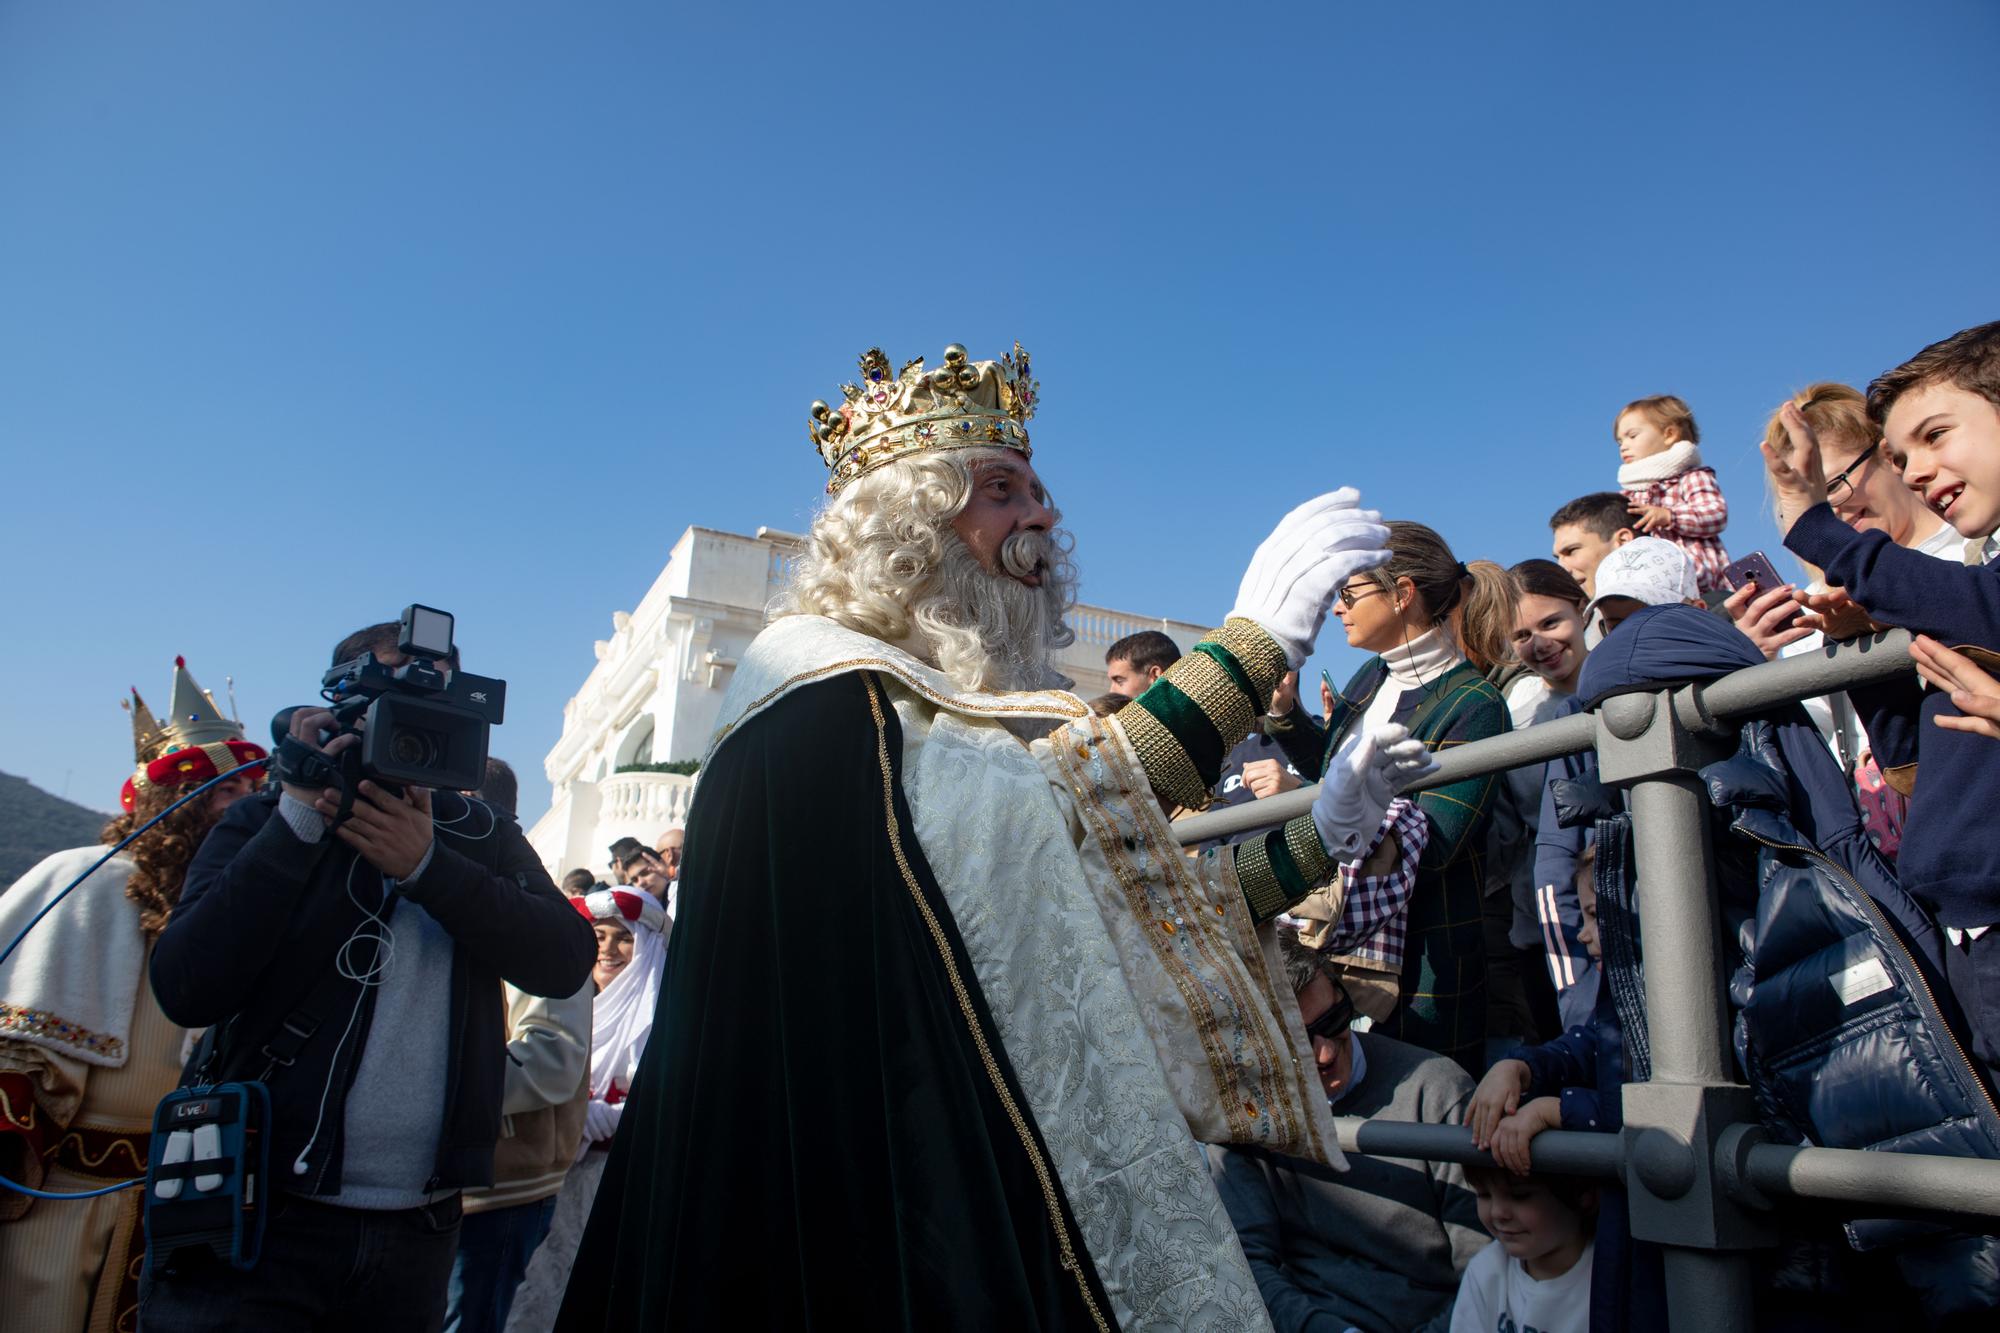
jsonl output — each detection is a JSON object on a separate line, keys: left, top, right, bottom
{"left": 0, "top": 661, "right": 263, "bottom": 1333}
{"left": 556, "top": 345, "right": 1423, "bottom": 1332}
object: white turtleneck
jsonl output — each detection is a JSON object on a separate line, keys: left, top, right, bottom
{"left": 1357, "top": 625, "right": 1464, "bottom": 737}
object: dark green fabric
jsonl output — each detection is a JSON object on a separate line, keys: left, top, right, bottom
{"left": 1132, "top": 676, "right": 1227, "bottom": 787}
{"left": 554, "top": 672, "right": 1111, "bottom": 1332}
{"left": 1323, "top": 658, "right": 1511, "bottom": 1071}
{"left": 1192, "top": 640, "right": 1260, "bottom": 713}
{"left": 1265, "top": 703, "right": 1328, "bottom": 781}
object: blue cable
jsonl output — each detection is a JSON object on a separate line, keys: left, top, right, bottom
{"left": 0, "top": 767, "right": 248, "bottom": 1203}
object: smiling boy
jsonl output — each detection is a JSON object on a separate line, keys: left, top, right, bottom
{"left": 1764, "top": 318, "right": 2000, "bottom": 1092}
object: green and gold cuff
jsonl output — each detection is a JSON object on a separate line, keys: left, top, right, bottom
{"left": 1114, "top": 618, "right": 1290, "bottom": 813}
{"left": 1235, "top": 813, "right": 1335, "bottom": 925}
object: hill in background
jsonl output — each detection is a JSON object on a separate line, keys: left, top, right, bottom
{"left": 0, "top": 770, "right": 111, "bottom": 884}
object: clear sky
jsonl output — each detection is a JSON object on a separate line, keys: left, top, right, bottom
{"left": 4, "top": 2, "right": 1996, "bottom": 821}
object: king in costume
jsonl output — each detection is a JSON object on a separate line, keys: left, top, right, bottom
{"left": 555, "top": 344, "right": 1436, "bottom": 1331}
{"left": 0, "top": 660, "right": 266, "bottom": 1333}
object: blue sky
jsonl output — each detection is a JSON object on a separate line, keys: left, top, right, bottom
{"left": 4, "top": 2, "right": 1996, "bottom": 820}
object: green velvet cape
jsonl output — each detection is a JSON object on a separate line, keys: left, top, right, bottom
{"left": 554, "top": 671, "right": 1113, "bottom": 1331}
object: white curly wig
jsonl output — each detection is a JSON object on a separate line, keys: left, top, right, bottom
{"left": 776, "top": 449, "right": 1079, "bottom": 693}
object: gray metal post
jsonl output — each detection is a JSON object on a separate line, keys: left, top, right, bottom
{"left": 1592, "top": 688, "right": 1765, "bottom": 1333}
{"left": 1624, "top": 776, "right": 1731, "bottom": 1084}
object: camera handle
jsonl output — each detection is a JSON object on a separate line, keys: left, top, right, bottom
{"left": 268, "top": 730, "right": 368, "bottom": 826}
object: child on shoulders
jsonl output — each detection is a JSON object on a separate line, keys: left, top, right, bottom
{"left": 1616, "top": 394, "right": 1732, "bottom": 595}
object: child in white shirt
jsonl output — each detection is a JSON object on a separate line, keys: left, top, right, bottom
{"left": 1451, "top": 1164, "right": 1596, "bottom": 1333}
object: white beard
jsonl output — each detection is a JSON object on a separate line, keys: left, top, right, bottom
{"left": 918, "top": 529, "right": 1076, "bottom": 694}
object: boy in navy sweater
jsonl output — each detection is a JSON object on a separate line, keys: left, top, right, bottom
{"left": 1764, "top": 318, "right": 2000, "bottom": 1091}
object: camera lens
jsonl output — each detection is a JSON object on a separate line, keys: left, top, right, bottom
{"left": 389, "top": 726, "right": 441, "bottom": 771}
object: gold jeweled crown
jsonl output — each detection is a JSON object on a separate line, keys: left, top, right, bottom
{"left": 808, "top": 342, "right": 1038, "bottom": 495}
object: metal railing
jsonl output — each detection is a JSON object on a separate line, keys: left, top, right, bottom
{"left": 1173, "top": 628, "right": 2000, "bottom": 1332}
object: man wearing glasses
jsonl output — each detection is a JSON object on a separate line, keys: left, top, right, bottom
{"left": 1208, "top": 933, "right": 1489, "bottom": 1333}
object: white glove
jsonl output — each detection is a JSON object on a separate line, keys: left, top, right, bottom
{"left": 585, "top": 1097, "right": 625, "bottom": 1143}
{"left": 1229, "top": 489, "right": 1392, "bottom": 669}
{"left": 1311, "top": 724, "right": 1440, "bottom": 857}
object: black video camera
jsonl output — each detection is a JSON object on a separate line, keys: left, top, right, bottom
{"left": 273, "top": 605, "right": 507, "bottom": 797}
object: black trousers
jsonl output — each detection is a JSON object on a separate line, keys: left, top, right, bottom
{"left": 141, "top": 1190, "right": 462, "bottom": 1333}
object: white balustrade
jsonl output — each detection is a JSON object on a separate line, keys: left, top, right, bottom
{"left": 597, "top": 769, "right": 697, "bottom": 829}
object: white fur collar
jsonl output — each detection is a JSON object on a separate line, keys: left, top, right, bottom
{"left": 1618, "top": 440, "right": 1703, "bottom": 487}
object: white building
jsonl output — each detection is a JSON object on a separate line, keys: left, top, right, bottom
{"left": 525, "top": 524, "right": 1208, "bottom": 879}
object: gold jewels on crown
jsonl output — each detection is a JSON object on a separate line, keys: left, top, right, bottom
{"left": 808, "top": 341, "right": 1038, "bottom": 494}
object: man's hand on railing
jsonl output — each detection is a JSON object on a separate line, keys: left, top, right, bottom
{"left": 1911, "top": 635, "right": 2000, "bottom": 741}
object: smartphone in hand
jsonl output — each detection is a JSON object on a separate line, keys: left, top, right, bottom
{"left": 1721, "top": 551, "right": 1804, "bottom": 623}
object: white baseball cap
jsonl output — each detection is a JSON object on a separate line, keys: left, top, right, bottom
{"left": 1583, "top": 537, "right": 1700, "bottom": 645}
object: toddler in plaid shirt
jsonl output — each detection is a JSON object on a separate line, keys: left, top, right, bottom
{"left": 1615, "top": 394, "right": 1732, "bottom": 593}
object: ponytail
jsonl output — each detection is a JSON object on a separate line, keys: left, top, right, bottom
{"left": 1454, "top": 560, "right": 1516, "bottom": 675}
{"left": 1380, "top": 521, "right": 1512, "bottom": 673}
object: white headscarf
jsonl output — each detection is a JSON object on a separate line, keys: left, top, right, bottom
{"left": 574, "top": 887, "right": 670, "bottom": 1103}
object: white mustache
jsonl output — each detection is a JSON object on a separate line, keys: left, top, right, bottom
{"left": 999, "top": 529, "right": 1055, "bottom": 579}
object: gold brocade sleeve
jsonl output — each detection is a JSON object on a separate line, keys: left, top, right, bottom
{"left": 1113, "top": 619, "right": 1288, "bottom": 813}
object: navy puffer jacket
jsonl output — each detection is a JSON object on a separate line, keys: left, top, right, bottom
{"left": 1582, "top": 606, "right": 2000, "bottom": 1320}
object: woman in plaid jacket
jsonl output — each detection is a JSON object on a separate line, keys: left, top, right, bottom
{"left": 1269, "top": 522, "right": 1512, "bottom": 1074}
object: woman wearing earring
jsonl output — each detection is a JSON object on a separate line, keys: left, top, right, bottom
{"left": 1272, "top": 521, "right": 1513, "bottom": 1073}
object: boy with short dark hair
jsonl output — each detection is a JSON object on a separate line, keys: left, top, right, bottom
{"left": 1547, "top": 493, "right": 1639, "bottom": 598}
{"left": 1451, "top": 1165, "right": 1596, "bottom": 1333}
{"left": 1764, "top": 318, "right": 2000, "bottom": 1093}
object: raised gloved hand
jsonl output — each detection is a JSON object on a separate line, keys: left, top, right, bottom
{"left": 1311, "top": 724, "right": 1440, "bottom": 857}
{"left": 1229, "top": 489, "right": 1392, "bottom": 669}
{"left": 585, "top": 1097, "right": 625, "bottom": 1143}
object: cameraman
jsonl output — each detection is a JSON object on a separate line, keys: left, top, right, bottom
{"left": 142, "top": 621, "right": 595, "bottom": 1333}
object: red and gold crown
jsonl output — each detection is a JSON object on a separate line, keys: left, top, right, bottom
{"left": 119, "top": 656, "right": 266, "bottom": 810}
{"left": 808, "top": 342, "right": 1038, "bottom": 495}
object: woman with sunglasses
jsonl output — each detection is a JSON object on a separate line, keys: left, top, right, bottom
{"left": 1270, "top": 521, "right": 1513, "bottom": 1074}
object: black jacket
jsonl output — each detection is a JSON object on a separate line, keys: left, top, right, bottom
{"left": 152, "top": 788, "right": 595, "bottom": 1195}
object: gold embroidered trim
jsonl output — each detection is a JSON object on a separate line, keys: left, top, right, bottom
{"left": 1081, "top": 714, "right": 1307, "bottom": 1150}
{"left": 0, "top": 1002, "right": 126, "bottom": 1061}
{"left": 708, "top": 650, "right": 1086, "bottom": 760}
{"left": 1215, "top": 848, "right": 1333, "bottom": 1162}
{"left": 1116, "top": 702, "right": 1212, "bottom": 813}
{"left": 1054, "top": 721, "right": 1248, "bottom": 1142}
{"left": 1284, "top": 814, "right": 1333, "bottom": 894}
{"left": 861, "top": 676, "right": 1109, "bottom": 1333}
{"left": 1212, "top": 618, "right": 1288, "bottom": 711}
{"left": 49, "top": 1126, "right": 148, "bottom": 1180}
{"left": 1234, "top": 836, "right": 1290, "bottom": 924}
{"left": 1163, "top": 648, "right": 1255, "bottom": 754}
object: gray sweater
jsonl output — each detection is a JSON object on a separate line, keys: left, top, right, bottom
{"left": 1209, "top": 1032, "right": 1491, "bottom": 1333}
{"left": 277, "top": 794, "right": 454, "bottom": 1209}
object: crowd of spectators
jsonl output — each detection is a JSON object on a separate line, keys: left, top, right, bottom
{"left": 8, "top": 318, "right": 2000, "bottom": 1331}
{"left": 1179, "top": 319, "right": 2000, "bottom": 1331}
